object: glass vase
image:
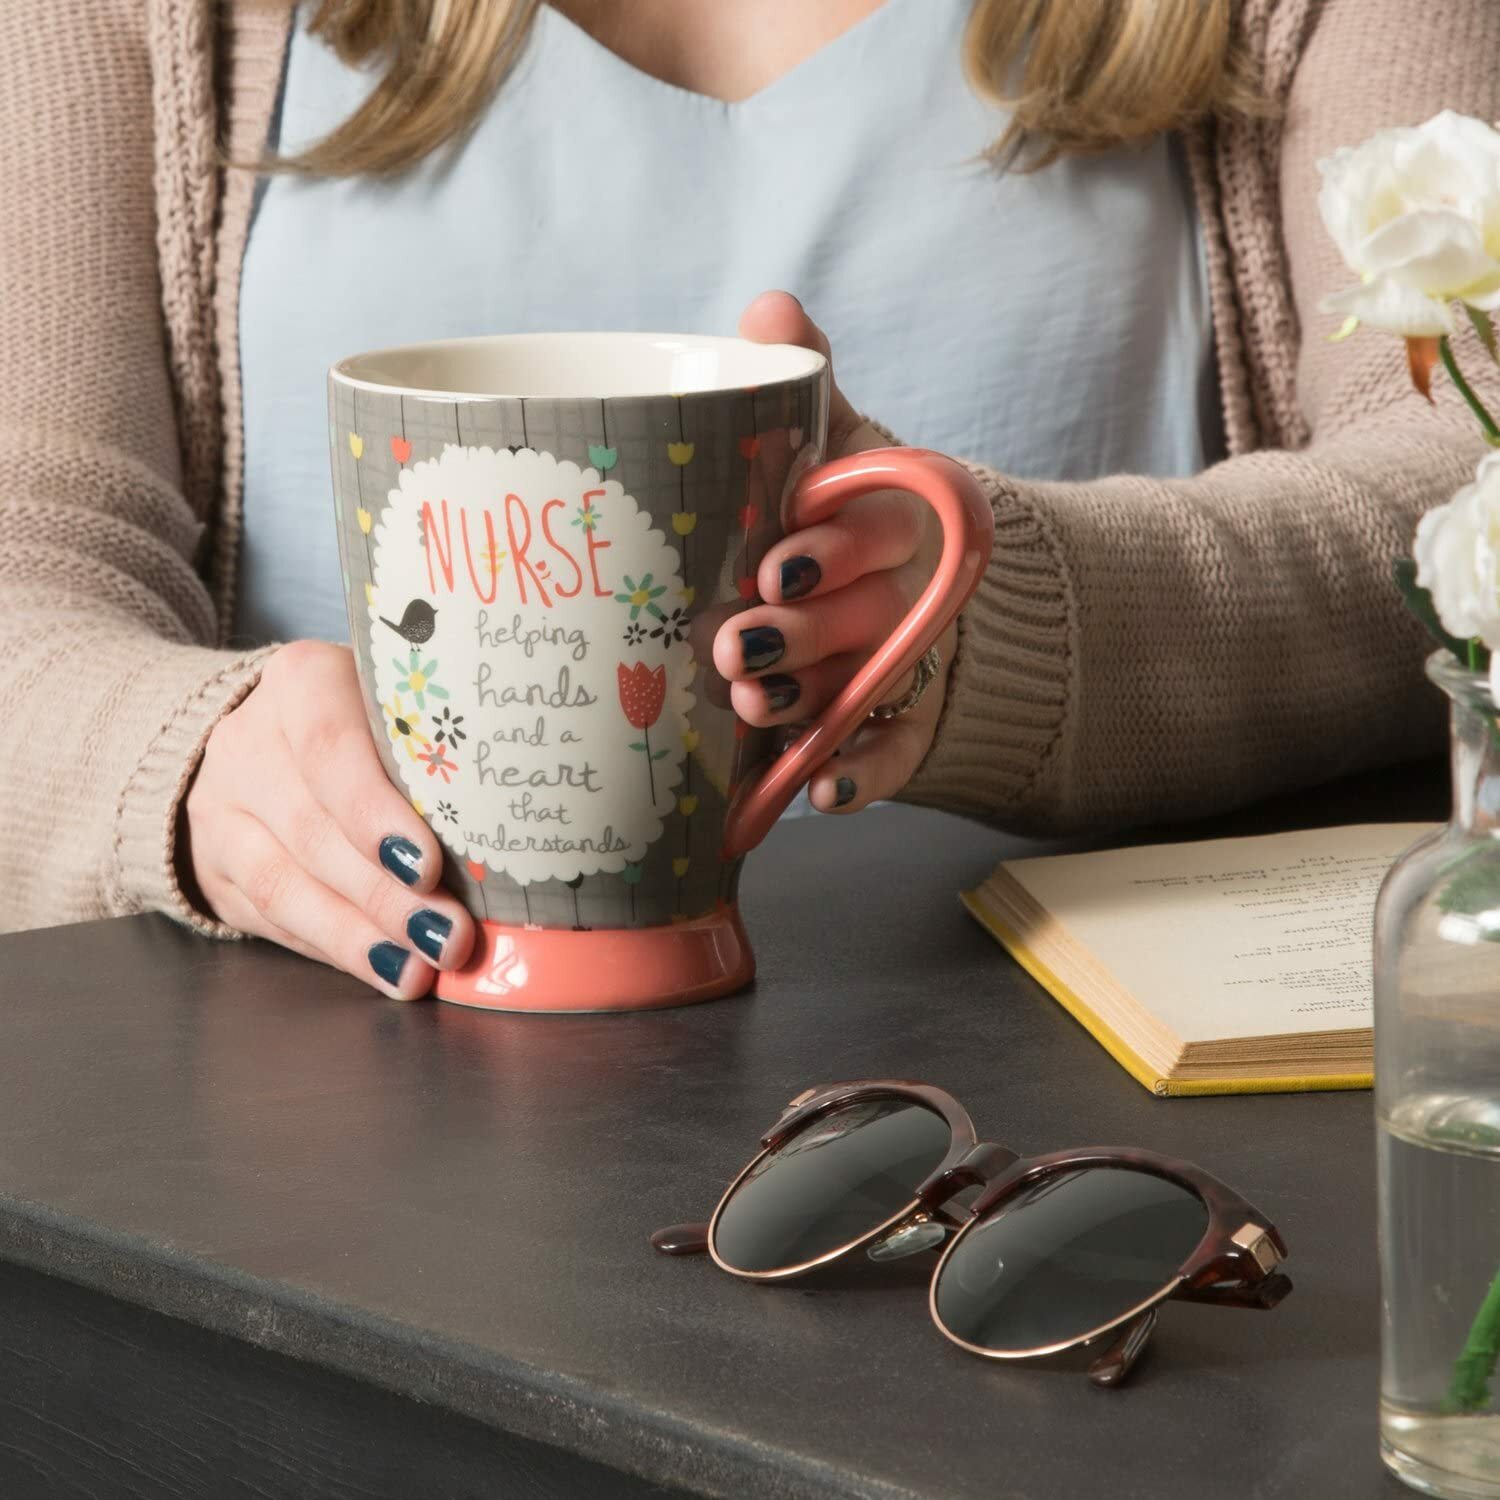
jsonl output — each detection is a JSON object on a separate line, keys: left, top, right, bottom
{"left": 1377, "top": 652, "right": 1500, "bottom": 1497}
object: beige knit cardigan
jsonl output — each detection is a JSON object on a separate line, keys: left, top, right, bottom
{"left": 3, "top": 0, "right": 1496, "bottom": 939}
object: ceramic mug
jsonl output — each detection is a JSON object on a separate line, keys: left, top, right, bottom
{"left": 328, "top": 333, "right": 992, "bottom": 1012}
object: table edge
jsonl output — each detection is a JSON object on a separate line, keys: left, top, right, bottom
{"left": 0, "top": 1188, "right": 923, "bottom": 1500}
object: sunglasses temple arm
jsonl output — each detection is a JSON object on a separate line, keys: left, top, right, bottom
{"left": 650, "top": 1221, "right": 712, "bottom": 1256}
{"left": 1172, "top": 1271, "right": 1293, "bottom": 1310}
{"left": 1086, "top": 1307, "right": 1158, "bottom": 1389}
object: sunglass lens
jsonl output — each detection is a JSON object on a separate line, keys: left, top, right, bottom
{"left": 933, "top": 1166, "right": 1208, "bottom": 1352}
{"left": 711, "top": 1098, "right": 951, "bottom": 1273}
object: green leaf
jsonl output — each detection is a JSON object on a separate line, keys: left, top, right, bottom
{"left": 1445, "top": 1263, "right": 1500, "bottom": 1412}
{"left": 1394, "top": 557, "right": 1476, "bottom": 662}
{"left": 652, "top": 749, "right": 670, "bottom": 760}
{"left": 1436, "top": 857, "right": 1500, "bottom": 941}
{"left": 629, "top": 741, "right": 646, "bottom": 752}
{"left": 1468, "top": 305, "right": 1499, "bottom": 364}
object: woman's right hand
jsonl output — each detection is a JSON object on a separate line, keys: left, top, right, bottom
{"left": 183, "top": 640, "right": 476, "bottom": 999}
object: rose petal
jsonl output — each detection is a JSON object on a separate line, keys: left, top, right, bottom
{"left": 1463, "top": 275, "right": 1500, "bottom": 312}
{"left": 1359, "top": 210, "right": 1493, "bottom": 295}
{"left": 1414, "top": 454, "right": 1500, "bottom": 647}
{"left": 1320, "top": 276, "right": 1454, "bottom": 337}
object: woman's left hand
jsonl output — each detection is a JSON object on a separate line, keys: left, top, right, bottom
{"left": 716, "top": 290, "right": 956, "bottom": 813}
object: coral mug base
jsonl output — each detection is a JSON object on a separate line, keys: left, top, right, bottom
{"left": 434, "top": 906, "right": 755, "bottom": 1012}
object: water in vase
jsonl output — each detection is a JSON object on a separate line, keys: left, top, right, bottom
{"left": 1382, "top": 1093, "right": 1500, "bottom": 1498}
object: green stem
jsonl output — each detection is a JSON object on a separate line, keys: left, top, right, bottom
{"left": 1446, "top": 1263, "right": 1500, "bottom": 1413}
{"left": 1470, "top": 638, "right": 1483, "bottom": 673}
{"left": 1440, "top": 336, "right": 1500, "bottom": 443}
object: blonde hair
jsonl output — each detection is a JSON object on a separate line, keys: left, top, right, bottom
{"left": 278, "top": 0, "right": 1259, "bottom": 178}
{"left": 966, "top": 0, "right": 1262, "bottom": 169}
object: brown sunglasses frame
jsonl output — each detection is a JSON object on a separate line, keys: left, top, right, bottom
{"left": 652, "top": 1081, "right": 1291, "bottom": 1388}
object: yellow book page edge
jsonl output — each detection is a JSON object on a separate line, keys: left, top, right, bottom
{"left": 959, "top": 889, "right": 1373, "bottom": 1099}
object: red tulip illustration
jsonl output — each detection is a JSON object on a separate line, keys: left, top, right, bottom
{"left": 618, "top": 661, "right": 666, "bottom": 728}
{"left": 618, "top": 661, "right": 670, "bottom": 801}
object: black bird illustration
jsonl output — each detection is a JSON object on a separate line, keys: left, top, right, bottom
{"left": 379, "top": 598, "right": 438, "bottom": 645}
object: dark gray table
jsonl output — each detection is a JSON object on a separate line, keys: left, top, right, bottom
{"left": 0, "top": 761, "right": 1449, "bottom": 1499}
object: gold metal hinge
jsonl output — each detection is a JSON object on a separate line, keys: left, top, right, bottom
{"left": 1231, "top": 1222, "right": 1280, "bottom": 1274}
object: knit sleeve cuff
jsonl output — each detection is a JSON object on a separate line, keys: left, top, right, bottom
{"left": 897, "top": 463, "right": 1073, "bottom": 826}
{"left": 110, "top": 645, "right": 278, "bottom": 938}
{"left": 853, "top": 417, "right": 1074, "bottom": 823}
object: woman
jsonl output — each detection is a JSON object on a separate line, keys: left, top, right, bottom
{"left": 1, "top": 0, "right": 1492, "bottom": 997}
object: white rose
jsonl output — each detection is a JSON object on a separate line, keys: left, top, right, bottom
{"left": 1414, "top": 452, "right": 1500, "bottom": 691}
{"left": 1318, "top": 110, "right": 1500, "bottom": 337}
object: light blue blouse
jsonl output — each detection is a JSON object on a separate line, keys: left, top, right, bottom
{"left": 236, "top": 0, "right": 1219, "bottom": 648}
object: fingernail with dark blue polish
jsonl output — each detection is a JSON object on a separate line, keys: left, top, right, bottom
{"left": 406, "top": 908, "right": 452, "bottom": 964}
{"left": 740, "top": 625, "right": 785, "bottom": 673}
{"left": 368, "top": 941, "right": 410, "bottom": 988}
{"left": 761, "top": 674, "right": 801, "bottom": 713}
{"left": 779, "top": 555, "right": 821, "bottom": 601}
{"left": 834, "top": 776, "right": 857, "bottom": 808}
{"left": 379, "top": 834, "right": 423, "bottom": 886}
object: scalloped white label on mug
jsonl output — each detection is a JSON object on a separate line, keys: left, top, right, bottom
{"left": 368, "top": 445, "right": 694, "bottom": 884}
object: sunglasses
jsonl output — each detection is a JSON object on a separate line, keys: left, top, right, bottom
{"left": 653, "top": 1081, "right": 1291, "bottom": 1387}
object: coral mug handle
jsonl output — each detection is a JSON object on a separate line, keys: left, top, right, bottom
{"left": 720, "top": 448, "right": 994, "bottom": 859}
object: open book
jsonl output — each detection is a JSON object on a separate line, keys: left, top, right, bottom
{"left": 962, "top": 823, "right": 1436, "bottom": 1097}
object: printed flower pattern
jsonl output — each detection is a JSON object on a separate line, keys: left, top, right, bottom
{"left": 393, "top": 649, "right": 449, "bottom": 709}
{"left": 418, "top": 741, "right": 458, "bottom": 782}
{"left": 382, "top": 694, "right": 431, "bottom": 762}
{"left": 431, "top": 706, "right": 466, "bottom": 744}
{"left": 572, "top": 500, "right": 601, "bottom": 532}
{"left": 650, "top": 606, "right": 689, "bottom": 646}
{"left": 618, "top": 660, "right": 670, "bottom": 801}
{"left": 437, "top": 800, "right": 458, "bottom": 824}
{"left": 617, "top": 662, "right": 667, "bottom": 730}
{"left": 623, "top": 621, "right": 646, "bottom": 646}
{"left": 615, "top": 573, "right": 666, "bottom": 622}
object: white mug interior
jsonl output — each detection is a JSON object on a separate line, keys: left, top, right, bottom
{"left": 332, "top": 331, "right": 827, "bottom": 401}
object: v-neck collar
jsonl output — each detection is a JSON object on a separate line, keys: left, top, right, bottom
{"left": 538, "top": 0, "right": 927, "bottom": 112}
